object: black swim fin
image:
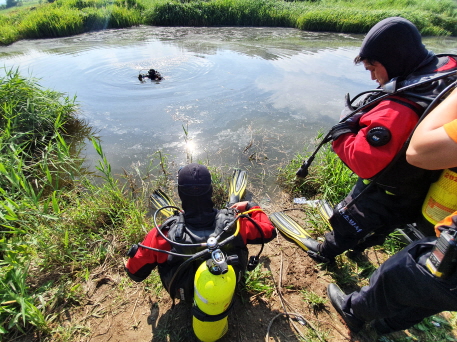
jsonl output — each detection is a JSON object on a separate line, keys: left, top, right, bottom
{"left": 228, "top": 168, "right": 247, "bottom": 205}
{"left": 149, "top": 188, "right": 178, "bottom": 218}
{"left": 269, "top": 211, "right": 317, "bottom": 252}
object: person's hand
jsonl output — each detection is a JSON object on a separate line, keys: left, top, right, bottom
{"left": 231, "top": 201, "right": 249, "bottom": 212}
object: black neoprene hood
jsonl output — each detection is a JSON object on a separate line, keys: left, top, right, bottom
{"left": 178, "top": 163, "right": 212, "bottom": 196}
{"left": 177, "top": 163, "right": 216, "bottom": 228}
{"left": 358, "top": 17, "right": 429, "bottom": 80}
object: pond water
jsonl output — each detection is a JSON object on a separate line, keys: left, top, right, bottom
{"left": 1, "top": 26, "right": 457, "bottom": 193}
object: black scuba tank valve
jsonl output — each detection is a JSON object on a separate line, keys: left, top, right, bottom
{"left": 226, "top": 254, "right": 239, "bottom": 266}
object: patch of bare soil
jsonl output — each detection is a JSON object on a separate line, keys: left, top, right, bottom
{"left": 51, "top": 194, "right": 435, "bottom": 342}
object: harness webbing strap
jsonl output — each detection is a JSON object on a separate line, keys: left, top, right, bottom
{"left": 192, "top": 299, "right": 235, "bottom": 322}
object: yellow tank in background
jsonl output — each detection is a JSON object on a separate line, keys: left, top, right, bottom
{"left": 422, "top": 168, "right": 457, "bottom": 225}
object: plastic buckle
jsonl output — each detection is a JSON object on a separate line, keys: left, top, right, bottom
{"left": 247, "top": 255, "right": 259, "bottom": 271}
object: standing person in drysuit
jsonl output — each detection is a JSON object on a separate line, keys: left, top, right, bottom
{"left": 302, "top": 17, "right": 457, "bottom": 263}
{"left": 125, "top": 163, "right": 276, "bottom": 302}
{"left": 326, "top": 86, "right": 457, "bottom": 336}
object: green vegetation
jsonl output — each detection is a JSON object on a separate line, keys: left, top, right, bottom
{"left": 277, "top": 133, "right": 357, "bottom": 205}
{"left": 0, "top": 67, "right": 247, "bottom": 339}
{"left": 0, "top": 67, "right": 80, "bottom": 337}
{"left": 301, "top": 288, "right": 327, "bottom": 313}
{"left": 1, "top": 0, "right": 457, "bottom": 45}
{"left": 243, "top": 261, "right": 275, "bottom": 297}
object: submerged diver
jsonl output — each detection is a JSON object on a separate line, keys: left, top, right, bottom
{"left": 125, "top": 163, "right": 276, "bottom": 301}
{"left": 300, "top": 17, "right": 457, "bottom": 263}
{"left": 138, "top": 68, "right": 163, "bottom": 81}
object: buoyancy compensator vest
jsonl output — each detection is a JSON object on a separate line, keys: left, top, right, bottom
{"left": 354, "top": 54, "right": 457, "bottom": 197}
{"left": 158, "top": 208, "right": 248, "bottom": 302}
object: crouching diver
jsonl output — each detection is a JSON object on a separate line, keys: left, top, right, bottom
{"left": 327, "top": 88, "right": 457, "bottom": 335}
{"left": 297, "top": 17, "right": 457, "bottom": 264}
{"left": 125, "top": 163, "right": 276, "bottom": 340}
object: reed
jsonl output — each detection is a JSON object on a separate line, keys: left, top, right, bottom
{"left": 0, "top": 68, "right": 83, "bottom": 337}
{"left": 143, "top": 0, "right": 295, "bottom": 27}
{"left": 1, "top": 0, "right": 457, "bottom": 45}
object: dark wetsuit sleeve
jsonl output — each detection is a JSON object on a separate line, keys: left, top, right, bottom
{"left": 239, "top": 205, "right": 277, "bottom": 244}
{"left": 125, "top": 227, "right": 171, "bottom": 282}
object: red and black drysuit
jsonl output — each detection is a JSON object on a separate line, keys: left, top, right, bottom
{"left": 125, "top": 204, "right": 276, "bottom": 301}
{"left": 319, "top": 54, "right": 457, "bottom": 260}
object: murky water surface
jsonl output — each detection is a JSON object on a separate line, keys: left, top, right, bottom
{"left": 1, "top": 26, "right": 457, "bottom": 191}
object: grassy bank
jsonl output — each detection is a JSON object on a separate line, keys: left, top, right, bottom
{"left": 0, "top": 68, "right": 233, "bottom": 339}
{"left": 1, "top": 68, "right": 456, "bottom": 341}
{"left": 1, "top": 0, "right": 457, "bottom": 45}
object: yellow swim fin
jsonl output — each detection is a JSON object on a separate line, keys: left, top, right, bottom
{"left": 228, "top": 168, "right": 247, "bottom": 205}
{"left": 149, "top": 188, "right": 178, "bottom": 218}
{"left": 269, "top": 211, "right": 316, "bottom": 252}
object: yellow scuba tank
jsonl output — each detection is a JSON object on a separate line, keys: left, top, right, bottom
{"left": 192, "top": 250, "right": 236, "bottom": 342}
{"left": 422, "top": 168, "right": 457, "bottom": 226}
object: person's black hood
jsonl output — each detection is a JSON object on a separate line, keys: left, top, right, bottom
{"left": 358, "top": 17, "right": 434, "bottom": 80}
{"left": 178, "top": 163, "right": 217, "bottom": 228}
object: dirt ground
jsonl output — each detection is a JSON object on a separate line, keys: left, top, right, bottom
{"left": 51, "top": 193, "right": 453, "bottom": 342}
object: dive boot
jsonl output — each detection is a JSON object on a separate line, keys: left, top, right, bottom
{"left": 301, "top": 237, "right": 333, "bottom": 264}
{"left": 302, "top": 236, "right": 320, "bottom": 253}
{"left": 327, "top": 284, "right": 364, "bottom": 333}
{"left": 306, "top": 249, "right": 333, "bottom": 264}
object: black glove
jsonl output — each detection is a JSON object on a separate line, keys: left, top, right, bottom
{"left": 330, "top": 94, "right": 363, "bottom": 141}
{"left": 339, "top": 93, "right": 355, "bottom": 121}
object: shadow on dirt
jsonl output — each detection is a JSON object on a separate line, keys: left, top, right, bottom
{"left": 148, "top": 290, "right": 296, "bottom": 342}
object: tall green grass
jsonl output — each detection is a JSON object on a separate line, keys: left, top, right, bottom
{"left": 277, "top": 135, "right": 357, "bottom": 205}
{"left": 0, "top": 67, "right": 81, "bottom": 337}
{"left": 0, "top": 67, "right": 152, "bottom": 339}
{"left": 0, "top": 67, "right": 243, "bottom": 339}
{"left": 1, "top": 0, "right": 457, "bottom": 45}
{"left": 0, "top": 0, "right": 142, "bottom": 44}
{"left": 142, "top": 0, "right": 295, "bottom": 27}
